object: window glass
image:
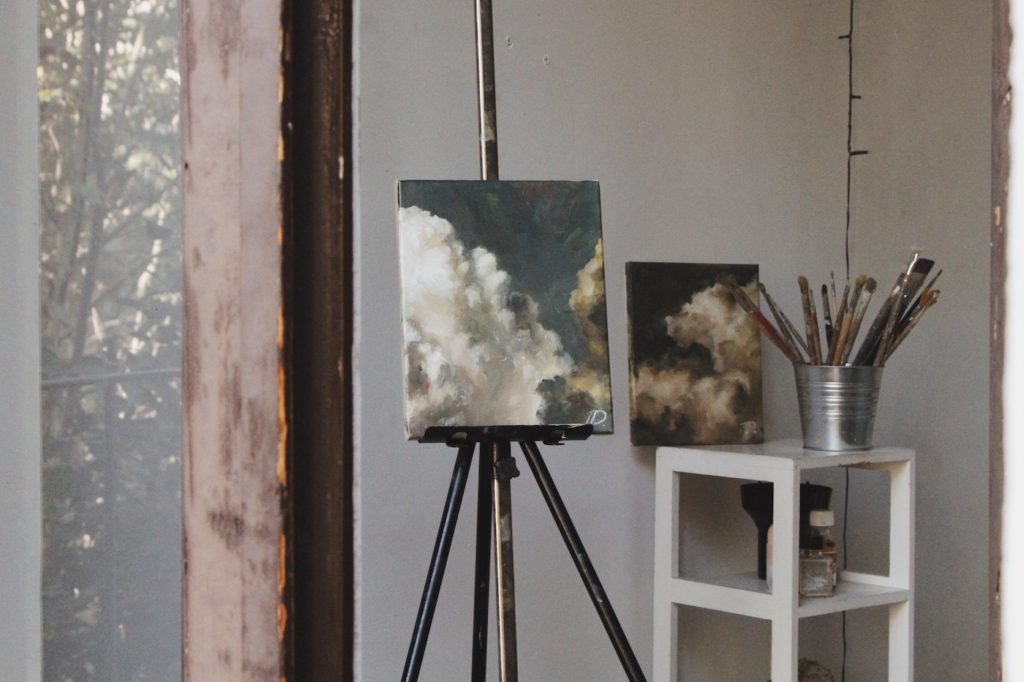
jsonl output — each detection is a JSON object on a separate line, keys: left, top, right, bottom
{"left": 38, "top": 0, "right": 181, "bottom": 678}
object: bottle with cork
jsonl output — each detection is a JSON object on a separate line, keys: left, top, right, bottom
{"left": 799, "top": 509, "right": 838, "bottom": 597}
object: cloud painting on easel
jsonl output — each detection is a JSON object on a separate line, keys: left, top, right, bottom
{"left": 397, "top": 181, "right": 613, "bottom": 440}
{"left": 626, "top": 262, "right": 763, "bottom": 446}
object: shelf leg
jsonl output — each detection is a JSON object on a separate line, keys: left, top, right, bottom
{"left": 771, "top": 615, "right": 798, "bottom": 682}
{"left": 888, "top": 459, "right": 914, "bottom": 588}
{"left": 652, "top": 457, "right": 679, "bottom": 681}
{"left": 770, "top": 468, "right": 799, "bottom": 682}
{"left": 653, "top": 602, "right": 677, "bottom": 681}
{"left": 887, "top": 459, "right": 914, "bottom": 681}
{"left": 888, "top": 601, "right": 912, "bottom": 681}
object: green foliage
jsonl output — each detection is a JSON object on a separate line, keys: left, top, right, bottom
{"left": 39, "top": 0, "right": 182, "bottom": 678}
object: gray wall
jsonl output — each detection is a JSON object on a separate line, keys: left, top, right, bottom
{"left": 0, "top": 0, "right": 42, "bottom": 678}
{"left": 850, "top": 2, "right": 991, "bottom": 679}
{"left": 354, "top": 1, "right": 990, "bottom": 679}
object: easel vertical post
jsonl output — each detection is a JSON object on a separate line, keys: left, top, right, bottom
{"left": 475, "top": 0, "right": 499, "bottom": 180}
{"left": 475, "top": 3, "right": 509, "bottom": 677}
{"left": 491, "top": 440, "right": 519, "bottom": 681}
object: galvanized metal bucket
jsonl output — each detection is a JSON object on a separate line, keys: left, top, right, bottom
{"left": 794, "top": 365, "right": 883, "bottom": 451}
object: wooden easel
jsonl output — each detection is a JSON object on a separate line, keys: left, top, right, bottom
{"left": 401, "top": 4, "right": 646, "bottom": 679}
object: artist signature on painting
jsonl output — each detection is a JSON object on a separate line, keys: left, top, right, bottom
{"left": 585, "top": 410, "right": 608, "bottom": 427}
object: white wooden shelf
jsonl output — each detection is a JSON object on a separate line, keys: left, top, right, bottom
{"left": 653, "top": 439, "right": 915, "bottom": 681}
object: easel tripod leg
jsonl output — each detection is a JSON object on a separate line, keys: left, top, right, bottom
{"left": 401, "top": 444, "right": 475, "bottom": 682}
{"left": 519, "top": 441, "right": 647, "bottom": 682}
{"left": 471, "top": 447, "right": 493, "bottom": 681}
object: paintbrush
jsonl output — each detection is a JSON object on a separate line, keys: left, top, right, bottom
{"left": 758, "top": 283, "right": 807, "bottom": 363}
{"left": 834, "top": 280, "right": 851, "bottom": 328}
{"left": 853, "top": 274, "right": 903, "bottom": 365}
{"left": 807, "top": 291, "right": 823, "bottom": 364}
{"left": 759, "top": 283, "right": 811, "bottom": 359}
{"left": 827, "top": 280, "right": 852, "bottom": 362}
{"left": 821, "top": 284, "right": 834, "bottom": 348}
{"left": 840, "top": 276, "right": 876, "bottom": 365}
{"left": 884, "top": 289, "right": 940, "bottom": 361}
{"left": 896, "top": 257, "right": 935, "bottom": 318}
{"left": 828, "top": 276, "right": 860, "bottom": 364}
{"left": 873, "top": 273, "right": 908, "bottom": 367}
{"left": 720, "top": 277, "right": 802, "bottom": 364}
{"left": 852, "top": 263, "right": 912, "bottom": 366}
{"left": 920, "top": 268, "right": 942, "bottom": 295}
{"left": 830, "top": 272, "right": 839, "bottom": 317}
{"left": 722, "top": 279, "right": 798, "bottom": 362}
{"left": 798, "top": 276, "right": 823, "bottom": 364}
{"left": 897, "top": 268, "right": 942, "bottom": 330}
{"left": 902, "top": 251, "right": 921, "bottom": 280}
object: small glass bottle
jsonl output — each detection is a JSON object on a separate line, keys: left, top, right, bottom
{"left": 810, "top": 509, "right": 838, "bottom": 587}
{"left": 799, "top": 509, "right": 837, "bottom": 597}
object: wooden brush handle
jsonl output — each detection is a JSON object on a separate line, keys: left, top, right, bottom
{"left": 827, "top": 281, "right": 852, "bottom": 362}
{"left": 821, "top": 284, "right": 834, "bottom": 349}
{"left": 799, "top": 277, "right": 822, "bottom": 364}
{"left": 884, "top": 290, "right": 939, "bottom": 362}
{"left": 873, "top": 274, "right": 908, "bottom": 367}
{"left": 853, "top": 275, "right": 903, "bottom": 365}
{"left": 842, "top": 278, "right": 876, "bottom": 365}
{"left": 759, "top": 283, "right": 807, "bottom": 363}
{"left": 726, "top": 280, "right": 802, "bottom": 364}
{"left": 828, "top": 277, "right": 861, "bottom": 365}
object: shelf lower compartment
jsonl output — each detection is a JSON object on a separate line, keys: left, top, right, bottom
{"left": 662, "top": 571, "right": 909, "bottom": 620}
{"left": 799, "top": 573, "right": 910, "bottom": 617}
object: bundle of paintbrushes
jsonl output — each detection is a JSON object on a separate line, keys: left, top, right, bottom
{"left": 721, "top": 252, "right": 941, "bottom": 367}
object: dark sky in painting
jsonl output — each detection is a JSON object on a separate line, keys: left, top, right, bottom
{"left": 398, "top": 180, "right": 602, "bottom": 360}
{"left": 626, "top": 261, "right": 762, "bottom": 445}
{"left": 626, "top": 262, "right": 758, "bottom": 371}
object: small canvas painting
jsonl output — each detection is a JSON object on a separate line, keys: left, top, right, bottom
{"left": 397, "top": 180, "right": 613, "bottom": 440}
{"left": 626, "top": 262, "right": 763, "bottom": 446}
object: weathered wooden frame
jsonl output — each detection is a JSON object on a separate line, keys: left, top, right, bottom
{"left": 281, "top": 0, "right": 354, "bottom": 678}
{"left": 992, "top": 0, "right": 1008, "bottom": 677}
{"left": 180, "top": 0, "right": 353, "bottom": 679}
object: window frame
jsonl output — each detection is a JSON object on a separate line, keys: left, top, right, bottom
{"left": 180, "top": 0, "right": 353, "bottom": 678}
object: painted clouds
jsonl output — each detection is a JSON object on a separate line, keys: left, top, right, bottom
{"left": 397, "top": 181, "right": 613, "bottom": 440}
{"left": 627, "top": 263, "right": 763, "bottom": 445}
